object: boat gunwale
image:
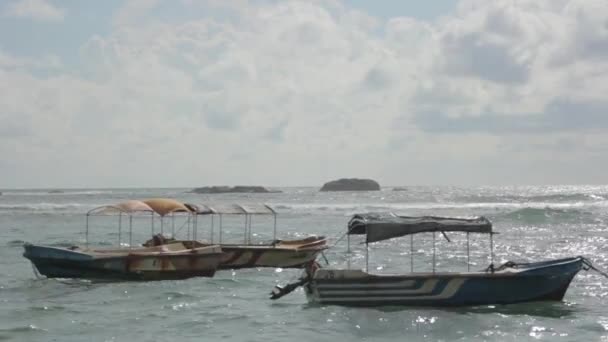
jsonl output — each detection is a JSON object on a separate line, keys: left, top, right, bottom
{"left": 311, "top": 256, "right": 584, "bottom": 281}
{"left": 24, "top": 243, "right": 223, "bottom": 259}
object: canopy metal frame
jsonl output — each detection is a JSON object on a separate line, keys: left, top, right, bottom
{"left": 85, "top": 202, "right": 195, "bottom": 248}
{"left": 187, "top": 203, "right": 277, "bottom": 246}
{"left": 345, "top": 213, "right": 496, "bottom": 274}
{"left": 84, "top": 201, "right": 279, "bottom": 248}
{"left": 85, "top": 205, "right": 155, "bottom": 249}
{"left": 152, "top": 211, "right": 194, "bottom": 240}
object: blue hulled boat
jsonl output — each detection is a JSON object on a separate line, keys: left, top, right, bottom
{"left": 305, "top": 256, "right": 583, "bottom": 306}
{"left": 271, "top": 213, "right": 591, "bottom": 307}
{"left": 23, "top": 242, "right": 222, "bottom": 281}
{"left": 23, "top": 200, "right": 223, "bottom": 281}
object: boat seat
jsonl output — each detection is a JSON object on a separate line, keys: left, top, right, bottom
{"left": 159, "top": 242, "right": 187, "bottom": 252}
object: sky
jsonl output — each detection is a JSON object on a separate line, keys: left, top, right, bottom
{"left": 1, "top": 0, "right": 607, "bottom": 188}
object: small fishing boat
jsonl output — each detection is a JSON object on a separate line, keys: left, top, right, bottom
{"left": 23, "top": 200, "right": 222, "bottom": 281}
{"left": 144, "top": 203, "right": 327, "bottom": 270}
{"left": 271, "top": 213, "right": 602, "bottom": 307}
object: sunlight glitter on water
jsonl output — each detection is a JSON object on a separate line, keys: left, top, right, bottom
{"left": 2, "top": 186, "right": 608, "bottom": 341}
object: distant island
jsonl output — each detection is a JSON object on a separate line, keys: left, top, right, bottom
{"left": 48, "top": 190, "right": 64, "bottom": 194}
{"left": 392, "top": 187, "right": 408, "bottom": 191}
{"left": 320, "top": 178, "right": 380, "bottom": 192}
{"left": 189, "top": 186, "right": 281, "bottom": 194}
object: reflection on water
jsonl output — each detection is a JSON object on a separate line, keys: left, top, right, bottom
{"left": 449, "top": 301, "right": 581, "bottom": 318}
{"left": 326, "top": 300, "right": 580, "bottom": 319}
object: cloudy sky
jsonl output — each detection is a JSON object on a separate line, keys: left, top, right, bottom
{"left": 1, "top": 0, "right": 607, "bottom": 188}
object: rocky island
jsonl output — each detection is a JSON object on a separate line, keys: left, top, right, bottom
{"left": 319, "top": 178, "right": 380, "bottom": 192}
{"left": 189, "top": 186, "right": 281, "bottom": 194}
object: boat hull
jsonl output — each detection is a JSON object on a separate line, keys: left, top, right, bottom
{"left": 148, "top": 236, "right": 327, "bottom": 270}
{"left": 23, "top": 243, "right": 222, "bottom": 281}
{"left": 305, "top": 257, "right": 584, "bottom": 307}
{"left": 217, "top": 245, "right": 325, "bottom": 270}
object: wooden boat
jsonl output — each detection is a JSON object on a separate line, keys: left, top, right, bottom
{"left": 170, "top": 236, "right": 326, "bottom": 270}
{"left": 23, "top": 242, "right": 222, "bottom": 281}
{"left": 23, "top": 200, "right": 222, "bottom": 281}
{"left": 144, "top": 203, "right": 327, "bottom": 270}
{"left": 271, "top": 213, "right": 596, "bottom": 307}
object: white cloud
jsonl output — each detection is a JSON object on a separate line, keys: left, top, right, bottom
{"left": 3, "top": 0, "right": 65, "bottom": 22}
{"left": 111, "top": 0, "right": 160, "bottom": 28}
{"left": 1, "top": 0, "right": 608, "bottom": 187}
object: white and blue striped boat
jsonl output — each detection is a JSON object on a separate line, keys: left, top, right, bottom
{"left": 305, "top": 257, "right": 584, "bottom": 306}
{"left": 272, "top": 213, "right": 596, "bottom": 307}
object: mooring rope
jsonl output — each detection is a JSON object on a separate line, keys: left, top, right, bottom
{"left": 581, "top": 257, "right": 608, "bottom": 279}
{"left": 328, "top": 231, "right": 348, "bottom": 249}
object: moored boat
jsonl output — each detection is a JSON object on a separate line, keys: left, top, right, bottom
{"left": 24, "top": 242, "right": 222, "bottom": 281}
{"left": 271, "top": 213, "right": 598, "bottom": 307}
{"left": 145, "top": 203, "right": 328, "bottom": 270}
{"left": 23, "top": 200, "right": 222, "bottom": 281}
{"left": 305, "top": 256, "right": 584, "bottom": 306}
{"left": 180, "top": 236, "right": 327, "bottom": 270}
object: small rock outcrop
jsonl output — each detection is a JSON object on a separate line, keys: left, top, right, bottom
{"left": 319, "top": 178, "right": 380, "bottom": 192}
{"left": 189, "top": 186, "right": 281, "bottom": 194}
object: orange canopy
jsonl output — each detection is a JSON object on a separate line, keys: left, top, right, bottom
{"left": 143, "top": 198, "right": 192, "bottom": 216}
{"left": 87, "top": 200, "right": 154, "bottom": 215}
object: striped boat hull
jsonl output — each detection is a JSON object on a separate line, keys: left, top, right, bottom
{"left": 162, "top": 237, "right": 327, "bottom": 270}
{"left": 218, "top": 246, "right": 324, "bottom": 269}
{"left": 305, "top": 257, "right": 583, "bottom": 307}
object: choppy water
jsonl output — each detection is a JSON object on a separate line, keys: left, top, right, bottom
{"left": 1, "top": 185, "right": 608, "bottom": 341}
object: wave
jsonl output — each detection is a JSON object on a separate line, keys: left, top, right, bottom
{"left": 0, "top": 324, "right": 46, "bottom": 333}
{"left": 452, "top": 193, "right": 607, "bottom": 204}
{"left": 159, "top": 291, "right": 199, "bottom": 300}
{"left": 1, "top": 198, "right": 606, "bottom": 216}
{"left": 7, "top": 239, "right": 26, "bottom": 247}
{"left": 0, "top": 202, "right": 101, "bottom": 215}
{"left": 526, "top": 193, "right": 606, "bottom": 202}
{"left": 271, "top": 201, "right": 608, "bottom": 214}
{"left": 497, "top": 207, "right": 596, "bottom": 224}
{"left": 0, "top": 203, "right": 91, "bottom": 212}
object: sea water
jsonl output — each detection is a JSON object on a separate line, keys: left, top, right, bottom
{"left": 1, "top": 185, "right": 607, "bottom": 341}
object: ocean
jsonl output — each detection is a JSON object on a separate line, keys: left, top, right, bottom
{"left": 1, "top": 185, "right": 607, "bottom": 341}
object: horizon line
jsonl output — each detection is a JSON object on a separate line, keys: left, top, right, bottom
{"left": 1, "top": 183, "right": 607, "bottom": 191}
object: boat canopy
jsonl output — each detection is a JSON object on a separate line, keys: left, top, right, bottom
{"left": 143, "top": 198, "right": 192, "bottom": 216}
{"left": 347, "top": 213, "right": 492, "bottom": 243}
{"left": 87, "top": 200, "right": 155, "bottom": 216}
{"left": 186, "top": 203, "right": 276, "bottom": 216}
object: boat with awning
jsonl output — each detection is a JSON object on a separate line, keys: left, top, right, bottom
{"left": 23, "top": 200, "right": 222, "bottom": 281}
{"left": 144, "top": 202, "right": 327, "bottom": 270}
{"left": 270, "top": 213, "right": 596, "bottom": 307}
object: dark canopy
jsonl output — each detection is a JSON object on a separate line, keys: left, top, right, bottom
{"left": 348, "top": 213, "right": 492, "bottom": 243}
